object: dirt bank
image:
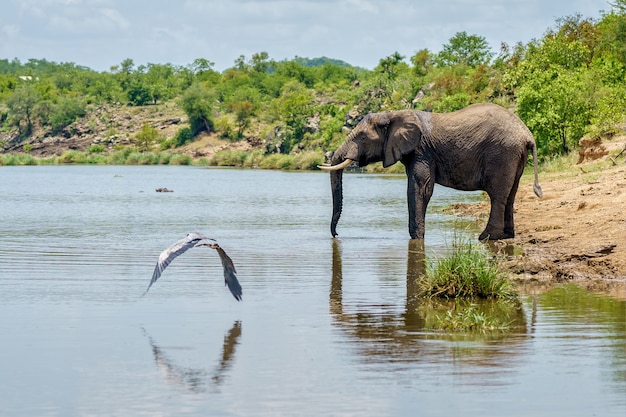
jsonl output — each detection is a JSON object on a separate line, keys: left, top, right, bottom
{"left": 450, "top": 136, "right": 626, "bottom": 298}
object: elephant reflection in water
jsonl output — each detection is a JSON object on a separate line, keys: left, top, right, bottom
{"left": 330, "top": 239, "right": 531, "bottom": 369}
{"left": 142, "top": 321, "right": 242, "bottom": 393}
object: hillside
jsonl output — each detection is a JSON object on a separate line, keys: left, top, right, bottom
{"left": 1, "top": 102, "right": 264, "bottom": 159}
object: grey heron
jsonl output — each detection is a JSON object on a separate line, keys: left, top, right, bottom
{"left": 143, "top": 232, "right": 242, "bottom": 301}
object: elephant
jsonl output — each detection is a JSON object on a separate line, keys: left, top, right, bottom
{"left": 319, "top": 103, "right": 543, "bottom": 240}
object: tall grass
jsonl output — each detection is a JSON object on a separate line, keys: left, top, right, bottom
{"left": 417, "top": 236, "right": 516, "bottom": 299}
{"left": 0, "top": 153, "right": 38, "bottom": 166}
{"left": 209, "top": 149, "right": 323, "bottom": 170}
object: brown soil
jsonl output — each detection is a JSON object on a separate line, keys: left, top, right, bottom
{"left": 448, "top": 136, "right": 626, "bottom": 299}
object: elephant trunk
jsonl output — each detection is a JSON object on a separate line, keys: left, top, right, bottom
{"left": 324, "top": 134, "right": 359, "bottom": 237}
{"left": 330, "top": 169, "right": 343, "bottom": 237}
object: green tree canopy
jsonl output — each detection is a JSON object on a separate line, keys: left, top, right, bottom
{"left": 180, "top": 82, "right": 214, "bottom": 135}
{"left": 436, "top": 32, "right": 494, "bottom": 67}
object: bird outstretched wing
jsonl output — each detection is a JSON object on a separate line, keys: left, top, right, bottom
{"left": 211, "top": 244, "right": 242, "bottom": 301}
{"left": 143, "top": 232, "right": 214, "bottom": 296}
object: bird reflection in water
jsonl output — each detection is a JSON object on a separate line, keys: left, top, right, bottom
{"left": 143, "top": 321, "right": 242, "bottom": 393}
{"left": 330, "top": 239, "right": 530, "bottom": 377}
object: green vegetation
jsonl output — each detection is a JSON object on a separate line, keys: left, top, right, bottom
{"left": 0, "top": 149, "right": 191, "bottom": 166}
{"left": 417, "top": 237, "right": 516, "bottom": 299}
{"left": 1, "top": 4, "right": 625, "bottom": 167}
{"left": 414, "top": 237, "right": 520, "bottom": 332}
{"left": 418, "top": 299, "right": 523, "bottom": 332}
{"left": 418, "top": 299, "right": 526, "bottom": 334}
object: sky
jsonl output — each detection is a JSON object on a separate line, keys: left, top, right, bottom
{"left": 0, "top": 0, "right": 613, "bottom": 72}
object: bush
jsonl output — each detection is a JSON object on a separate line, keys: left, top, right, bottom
{"left": 213, "top": 114, "right": 236, "bottom": 140}
{"left": 210, "top": 149, "right": 248, "bottom": 166}
{"left": 169, "top": 153, "right": 191, "bottom": 165}
{"left": 89, "top": 144, "right": 106, "bottom": 153}
{"left": 258, "top": 153, "right": 293, "bottom": 169}
{"left": 0, "top": 153, "right": 38, "bottom": 166}
{"left": 173, "top": 126, "right": 194, "bottom": 147}
{"left": 56, "top": 150, "right": 108, "bottom": 164}
{"left": 242, "top": 150, "right": 264, "bottom": 168}
{"left": 57, "top": 150, "right": 89, "bottom": 164}
{"left": 134, "top": 122, "right": 160, "bottom": 151}
{"left": 49, "top": 97, "right": 87, "bottom": 131}
{"left": 292, "top": 150, "right": 324, "bottom": 170}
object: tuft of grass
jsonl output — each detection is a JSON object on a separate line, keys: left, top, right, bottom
{"left": 417, "top": 237, "right": 516, "bottom": 299}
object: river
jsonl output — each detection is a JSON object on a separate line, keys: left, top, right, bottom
{"left": 0, "top": 165, "right": 624, "bottom": 417}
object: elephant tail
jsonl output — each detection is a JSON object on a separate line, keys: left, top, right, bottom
{"left": 529, "top": 141, "right": 543, "bottom": 198}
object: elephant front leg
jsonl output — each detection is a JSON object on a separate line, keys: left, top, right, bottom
{"left": 406, "top": 161, "right": 435, "bottom": 240}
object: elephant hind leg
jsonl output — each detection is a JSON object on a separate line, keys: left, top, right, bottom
{"left": 479, "top": 195, "right": 507, "bottom": 240}
{"left": 503, "top": 177, "right": 522, "bottom": 238}
{"left": 502, "top": 160, "right": 526, "bottom": 238}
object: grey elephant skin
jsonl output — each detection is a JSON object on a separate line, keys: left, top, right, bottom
{"left": 320, "top": 103, "right": 543, "bottom": 240}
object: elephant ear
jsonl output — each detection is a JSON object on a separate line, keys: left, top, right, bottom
{"left": 381, "top": 113, "right": 421, "bottom": 168}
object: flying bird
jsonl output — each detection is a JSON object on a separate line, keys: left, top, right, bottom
{"left": 143, "top": 232, "right": 242, "bottom": 301}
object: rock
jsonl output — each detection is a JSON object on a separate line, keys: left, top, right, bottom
{"left": 304, "top": 114, "right": 320, "bottom": 134}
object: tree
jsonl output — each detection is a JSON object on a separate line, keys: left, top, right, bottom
{"left": 411, "top": 49, "right": 433, "bottom": 77}
{"left": 597, "top": 8, "right": 626, "bottom": 66}
{"left": 436, "top": 32, "right": 494, "bottom": 67}
{"left": 228, "top": 100, "right": 255, "bottom": 138}
{"left": 610, "top": 0, "right": 626, "bottom": 12}
{"left": 517, "top": 68, "right": 592, "bottom": 156}
{"left": 49, "top": 96, "right": 87, "bottom": 131}
{"left": 144, "top": 63, "right": 178, "bottom": 104}
{"left": 180, "top": 83, "right": 214, "bottom": 135}
{"left": 376, "top": 52, "right": 407, "bottom": 80}
{"left": 134, "top": 122, "right": 160, "bottom": 151}
{"left": 250, "top": 52, "right": 271, "bottom": 73}
{"left": 6, "top": 86, "right": 40, "bottom": 135}
{"left": 274, "top": 80, "right": 314, "bottom": 152}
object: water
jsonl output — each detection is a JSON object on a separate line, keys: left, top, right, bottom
{"left": 0, "top": 165, "right": 624, "bottom": 417}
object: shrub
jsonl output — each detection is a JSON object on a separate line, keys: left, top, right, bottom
{"left": 292, "top": 150, "right": 324, "bottom": 170}
{"left": 258, "top": 153, "right": 293, "bottom": 170}
{"left": 169, "top": 153, "right": 191, "bottom": 165}
{"left": 49, "top": 97, "right": 87, "bottom": 131}
{"left": 134, "top": 122, "right": 160, "bottom": 151}
{"left": 211, "top": 149, "right": 248, "bottom": 166}
{"left": 213, "top": 114, "right": 236, "bottom": 140}
{"left": 57, "top": 150, "right": 88, "bottom": 164}
{"left": 89, "top": 144, "right": 106, "bottom": 153}
{"left": 242, "top": 150, "right": 264, "bottom": 168}
{"left": 0, "top": 153, "right": 37, "bottom": 166}
{"left": 173, "top": 126, "right": 194, "bottom": 147}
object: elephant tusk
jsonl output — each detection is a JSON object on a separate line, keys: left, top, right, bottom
{"left": 318, "top": 159, "right": 354, "bottom": 171}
